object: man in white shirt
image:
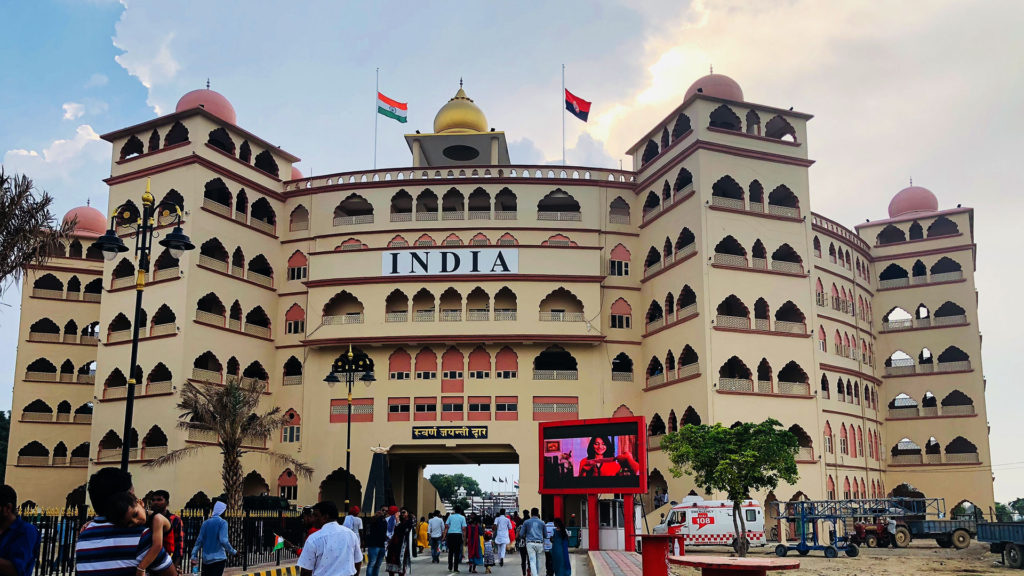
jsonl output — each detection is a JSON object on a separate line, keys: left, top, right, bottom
{"left": 297, "top": 501, "right": 362, "bottom": 576}
{"left": 427, "top": 510, "right": 445, "bottom": 564}
{"left": 492, "top": 509, "right": 512, "bottom": 567}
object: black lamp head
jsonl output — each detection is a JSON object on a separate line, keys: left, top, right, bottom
{"left": 324, "top": 372, "right": 341, "bottom": 385}
{"left": 91, "top": 229, "right": 129, "bottom": 261}
{"left": 158, "top": 226, "right": 195, "bottom": 259}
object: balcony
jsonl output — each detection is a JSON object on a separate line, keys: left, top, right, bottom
{"left": 887, "top": 405, "right": 976, "bottom": 419}
{"left": 713, "top": 253, "right": 747, "bottom": 268}
{"left": 442, "top": 211, "right": 465, "bottom": 221}
{"left": 249, "top": 218, "right": 276, "bottom": 235}
{"left": 415, "top": 212, "right": 439, "bottom": 222}
{"left": 202, "top": 198, "right": 231, "bottom": 217}
{"left": 539, "top": 312, "right": 585, "bottom": 322}
{"left": 884, "top": 360, "right": 972, "bottom": 376}
{"left": 147, "top": 379, "right": 172, "bottom": 395}
{"left": 533, "top": 370, "right": 578, "bottom": 380}
{"left": 195, "top": 310, "right": 225, "bottom": 326}
{"left": 494, "top": 211, "right": 517, "bottom": 220}
{"left": 771, "top": 261, "right": 804, "bottom": 275}
{"left": 247, "top": 270, "right": 274, "bottom": 288}
{"left": 609, "top": 211, "right": 630, "bottom": 225}
{"left": 882, "top": 315, "right": 967, "bottom": 332}
{"left": 467, "top": 309, "right": 490, "bottom": 321}
{"left": 107, "top": 329, "right": 132, "bottom": 343}
{"left": 73, "top": 413, "right": 92, "bottom": 424}
{"left": 25, "top": 371, "right": 56, "bottom": 381}
{"left": 879, "top": 270, "right": 964, "bottom": 290}
{"left": 333, "top": 214, "right": 374, "bottom": 226}
{"left": 678, "top": 362, "right": 700, "bottom": 379}
{"left": 414, "top": 310, "right": 435, "bottom": 322}
{"left": 715, "top": 315, "right": 750, "bottom": 329}
{"left": 111, "top": 275, "right": 136, "bottom": 290}
{"left": 777, "top": 381, "right": 810, "bottom": 395}
{"left": 797, "top": 447, "right": 815, "bottom": 461}
{"left": 495, "top": 310, "right": 517, "bottom": 321}
{"left": 16, "top": 456, "right": 50, "bottom": 466}
{"left": 440, "top": 310, "right": 462, "bottom": 322}
{"left": 243, "top": 323, "right": 272, "bottom": 338}
{"left": 198, "top": 254, "right": 229, "bottom": 273}
{"left": 153, "top": 266, "right": 180, "bottom": 281}
{"left": 390, "top": 212, "right": 412, "bottom": 222}
{"left": 191, "top": 367, "right": 222, "bottom": 383}
{"left": 611, "top": 371, "right": 634, "bottom": 382}
{"left": 31, "top": 288, "right": 65, "bottom": 299}
{"left": 20, "top": 412, "right": 53, "bottom": 422}
{"left": 719, "top": 378, "right": 753, "bottom": 392}
{"left": 711, "top": 196, "right": 745, "bottom": 210}
{"left": 468, "top": 210, "right": 490, "bottom": 220}
{"left": 385, "top": 311, "right": 408, "bottom": 323}
{"left": 27, "top": 332, "right": 60, "bottom": 343}
{"left": 283, "top": 374, "right": 303, "bottom": 386}
{"left": 150, "top": 322, "right": 177, "bottom": 337}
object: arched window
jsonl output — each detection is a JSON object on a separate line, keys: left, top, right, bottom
{"left": 709, "top": 105, "right": 741, "bottom": 131}
{"left": 254, "top": 150, "right": 279, "bottom": 177}
{"left": 764, "top": 115, "right": 797, "bottom": 141}
{"left": 391, "top": 190, "right": 413, "bottom": 221}
{"left": 334, "top": 194, "right": 374, "bottom": 226}
{"left": 281, "top": 411, "right": 301, "bottom": 444}
{"left": 611, "top": 352, "right": 633, "bottom": 379}
{"left": 495, "top": 188, "right": 517, "bottom": 217}
{"left": 239, "top": 140, "right": 251, "bottom": 162}
{"left": 745, "top": 110, "right": 761, "bottom": 136}
{"left": 119, "top": 135, "right": 144, "bottom": 160}
{"left": 716, "top": 295, "right": 750, "bottom": 328}
{"left": 207, "top": 127, "right": 235, "bottom": 155}
{"left": 289, "top": 205, "right": 309, "bottom": 231}
{"left": 748, "top": 180, "right": 764, "bottom": 208}
{"left": 642, "top": 191, "right": 660, "bottom": 216}
{"left": 609, "top": 196, "right": 631, "bottom": 224}
{"left": 441, "top": 347, "right": 465, "bottom": 391}
{"left": 468, "top": 187, "right": 490, "bottom": 219}
{"left": 711, "top": 175, "right": 744, "bottom": 208}
{"left": 287, "top": 251, "right": 308, "bottom": 281}
{"left": 468, "top": 346, "right": 491, "bottom": 379}
{"left": 679, "top": 345, "right": 699, "bottom": 376}
{"left": 718, "top": 357, "right": 752, "bottom": 387}
{"left": 674, "top": 167, "right": 693, "bottom": 192}
{"left": 415, "top": 348, "right": 437, "bottom": 380}
{"left": 538, "top": 288, "right": 584, "bottom": 321}
{"left": 147, "top": 129, "right": 161, "bottom": 153}
{"left": 495, "top": 346, "right": 518, "bottom": 379}
{"left": 439, "top": 288, "right": 463, "bottom": 321}
{"left": 323, "top": 291, "right": 364, "bottom": 323}
{"left": 681, "top": 406, "right": 700, "bottom": 426}
{"left": 909, "top": 221, "right": 924, "bottom": 240}
{"left": 640, "top": 140, "right": 659, "bottom": 166}
{"left": 610, "top": 298, "right": 631, "bottom": 329}
{"left": 671, "top": 113, "right": 691, "bottom": 141}
{"left": 767, "top": 185, "right": 800, "bottom": 218}
{"left": 389, "top": 349, "right": 412, "bottom": 380}
{"left": 648, "top": 414, "right": 666, "bottom": 436}
{"left": 441, "top": 188, "right": 465, "bottom": 219}
{"left": 876, "top": 225, "right": 906, "bottom": 245}
{"left": 415, "top": 189, "right": 439, "bottom": 220}
{"left": 164, "top": 121, "right": 188, "bottom": 146}
{"left": 927, "top": 216, "right": 959, "bottom": 237}
{"left": 537, "top": 189, "right": 581, "bottom": 220}
{"left": 494, "top": 287, "right": 517, "bottom": 320}
{"left": 250, "top": 198, "right": 277, "bottom": 233}
{"left": 713, "top": 236, "right": 747, "bottom": 266}
{"left": 533, "top": 346, "right": 577, "bottom": 379}
{"left": 285, "top": 304, "right": 305, "bottom": 335}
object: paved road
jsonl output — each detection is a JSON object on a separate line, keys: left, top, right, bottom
{"left": 402, "top": 548, "right": 582, "bottom": 575}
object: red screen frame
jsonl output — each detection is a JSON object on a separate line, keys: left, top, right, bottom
{"left": 537, "top": 416, "right": 648, "bottom": 495}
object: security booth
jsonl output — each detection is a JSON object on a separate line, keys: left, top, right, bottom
{"left": 538, "top": 416, "right": 648, "bottom": 551}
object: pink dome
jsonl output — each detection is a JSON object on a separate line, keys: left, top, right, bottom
{"left": 63, "top": 205, "right": 107, "bottom": 239}
{"left": 685, "top": 73, "right": 744, "bottom": 102}
{"left": 290, "top": 166, "right": 303, "bottom": 180}
{"left": 888, "top": 185, "right": 939, "bottom": 218}
{"left": 175, "top": 89, "right": 237, "bottom": 124}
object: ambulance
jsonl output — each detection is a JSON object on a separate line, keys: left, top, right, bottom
{"left": 653, "top": 495, "right": 767, "bottom": 549}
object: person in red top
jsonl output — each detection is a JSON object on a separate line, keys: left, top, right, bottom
{"left": 149, "top": 490, "right": 184, "bottom": 569}
{"left": 284, "top": 508, "right": 320, "bottom": 556}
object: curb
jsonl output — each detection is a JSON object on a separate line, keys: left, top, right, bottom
{"left": 238, "top": 566, "right": 299, "bottom": 576}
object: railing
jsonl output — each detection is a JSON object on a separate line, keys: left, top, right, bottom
{"left": 711, "top": 196, "right": 745, "bottom": 210}
{"left": 143, "top": 446, "right": 168, "bottom": 460}
{"left": 228, "top": 318, "right": 241, "bottom": 330}
{"left": 282, "top": 374, "right": 303, "bottom": 386}
{"left": 203, "top": 197, "right": 232, "bottom": 217}
{"left": 17, "top": 456, "right": 50, "bottom": 466}
{"left": 945, "top": 452, "right": 980, "bottom": 464}
{"left": 442, "top": 211, "right": 465, "bottom": 221}
{"left": 55, "top": 412, "right": 70, "bottom": 422}
{"left": 716, "top": 315, "right": 750, "bottom": 329}
{"left": 754, "top": 318, "right": 770, "bottom": 331}
{"left": 533, "top": 370, "right": 578, "bottom": 380}
{"left": 76, "top": 373, "right": 95, "bottom": 384}
{"left": 797, "top": 447, "right": 814, "bottom": 461}
{"left": 931, "top": 270, "right": 964, "bottom": 283}
{"left": 52, "top": 455, "right": 67, "bottom": 466}
{"left": 66, "top": 291, "right": 80, "bottom": 301}
{"left": 153, "top": 266, "right": 180, "bottom": 281}
{"left": 231, "top": 265, "right": 245, "bottom": 278}
{"left": 920, "top": 406, "right": 938, "bottom": 417}
{"left": 249, "top": 218, "right": 276, "bottom": 235}
{"left": 771, "top": 260, "right": 804, "bottom": 274}
{"left": 887, "top": 407, "right": 920, "bottom": 419}
{"left": 774, "top": 320, "right": 807, "bottom": 334}
{"left": 247, "top": 270, "right": 274, "bottom": 288}
{"left": 191, "top": 367, "right": 221, "bottom": 383}
{"left": 713, "top": 253, "right": 747, "bottom": 267}
{"left": 415, "top": 211, "right": 439, "bottom": 221}
{"left": 644, "top": 260, "right": 663, "bottom": 276}
{"left": 676, "top": 303, "right": 698, "bottom": 320}
{"left": 234, "top": 210, "right": 247, "bottom": 224}
{"left": 941, "top": 404, "right": 976, "bottom": 416}
{"left": 150, "top": 322, "right": 177, "bottom": 337}
{"left": 675, "top": 243, "right": 697, "bottom": 261}
{"left": 778, "top": 381, "right": 810, "bottom": 395}
{"left": 749, "top": 201, "right": 764, "bottom": 213}
{"left": 25, "top": 371, "right": 56, "bottom": 381}
{"left": 147, "top": 379, "right": 172, "bottom": 395}
{"left": 537, "top": 211, "right": 581, "bottom": 221}
{"left": 468, "top": 210, "right": 490, "bottom": 220}
{"left": 289, "top": 220, "right": 309, "bottom": 231}
{"left": 110, "top": 275, "right": 136, "bottom": 290}
{"left": 609, "top": 211, "right": 630, "bottom": 224}
{"left": 678, "top": 362, "right": 700, "bottom": 378}
{"left": 390, "top": 212, "right": 412, "bottom": 222}
{"left": 31, "top": 288, "right": 64, "bottom": 299}
{"left": 757, "top": 380, "right": 773, "bottom": 393}
{"left": 890, "top": 454, "right": 924, "bottom": 465}
{"left": 21, "top": 412, "right": 53, "bottom": 422}
{"left": 72, "top": 413, "right": 92, "bottom": 425}
{"left": 494, "top": 310, "right": 517, "bottom": 321}
{"left": 719, "top": 378, "right": 753, "bottom": 392}
{"left": 333, "top": 214, "right": 374, "bottom": 226}
{"left": 539, "top": 312, "right": 585, "bottom": 322}
{"left": 467, "top": 309, "right": 489, "bottom": 321}
{"left": 104, "top": 386, "right": 128, "bottom": 399}
{"left": 196, "top": 309, "right": 226, "bottom": 325}
{"left": 767, "top": 204, "right": 800, "bottom": 218}
{"left": 414, "top": 310, "right": 435, "bottom": 322}
{"left": 28, "top": 332, "right": 61, "bottom": 343}
{"left": 243, "top": 323, "right": 272, "bottom": 338}
{"left": 611, "top": 371, "right": 633, "bottom": 382}
{"left": 751, "top": 257, "right": 767, "bottom": 270}
{"left": 440, "top": 310, "right": 462, "bottom": 322}
{"left": 494, "top": 210, "right": 517, "bottom": 220}
{"left": 645, "top": 317, "right": 664, "bottom": 332}
{"left": 323, "top": 314, "right": 365, "bottom": 326}
{"left": 187, "top": 429, "right": 218, "bottom": 443}
{"left": 82, "top": 292, "right": 101, "bottom": 303}
{"left": 198, "top": 254, "right": 229, "bottom": 272}
{"left": 385, "top": 311, "right": 408, "bottom": 323}
{"left": 937, "top": 360, "right": 971, "bottom": 372}
{"left": 107, "top": 329, "right": 132, "bottom": 343}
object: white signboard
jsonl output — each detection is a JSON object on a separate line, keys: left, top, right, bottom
{"left": 382, "top": 248, "right": 518, "bottom": 276}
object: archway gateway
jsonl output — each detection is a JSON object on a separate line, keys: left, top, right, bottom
{"left": 385, "top": 443, "right": 519, "bottom": 517}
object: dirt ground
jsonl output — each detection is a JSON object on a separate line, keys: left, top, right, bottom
{"left": 671, "top": 541, "right": 1013, "bottom": 575}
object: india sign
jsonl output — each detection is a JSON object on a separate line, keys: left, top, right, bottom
{"left": 382, "top": 248, "right": 519, "bottom": 276}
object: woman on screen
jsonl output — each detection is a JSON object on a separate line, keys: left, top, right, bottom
{"left": 578, "top": 436, "right": 639, "bottom": 477}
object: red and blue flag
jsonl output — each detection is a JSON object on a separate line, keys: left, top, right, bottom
{"left": 565, "top": 89, "right": 591, "bottom": 122}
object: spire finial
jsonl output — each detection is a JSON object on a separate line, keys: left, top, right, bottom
{"left": 206, "top": 78, "right": 210, "bottom": 90}
{"left": 86, "top": 198, "right": 91, "bottom": 207}
{"left": 459, "top": 77, "right": 463, "bottom": 89}
{"left": 910, "top": 176, "right": 913, "bottom": 186}
{"left": 710, "top": 64, "right": 714, "bottom": 74}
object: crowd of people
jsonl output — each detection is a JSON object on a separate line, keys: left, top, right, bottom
{"left": 0, "top": 475, "right": 573, "bottom": 576}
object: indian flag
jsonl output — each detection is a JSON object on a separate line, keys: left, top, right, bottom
{"left": 377, "top": 92, "right": 407, "bottom": 123}
{"left": 273, "top": 534, "right": 285, "bottom": 551}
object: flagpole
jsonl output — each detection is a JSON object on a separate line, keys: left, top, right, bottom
{"left": 374, "top": 67, "right": 379, "bottom": 170}
{"left": 561, "top": 63, "right": 566, "bottom": 166}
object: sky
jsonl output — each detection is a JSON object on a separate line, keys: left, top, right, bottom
{"left": 2, "top": 0, "right": 1024, "bottom": 502}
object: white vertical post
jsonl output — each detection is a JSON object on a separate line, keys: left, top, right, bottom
{"left": 374, "top": 67, "right": 380, "bottom": 170}
{"left": 562, "top": 63, "right": 566, "bottom": 166}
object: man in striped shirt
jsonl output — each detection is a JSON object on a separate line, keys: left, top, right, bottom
{"left": 76, "top": 468, "right": 175, "bottom": 576}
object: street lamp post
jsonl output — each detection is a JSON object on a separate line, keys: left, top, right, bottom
{"left": 90, "top": 179, "right": 195, "bottom": 471}
{"left": 325, "top": 345, "right": 375, "bottom": 512}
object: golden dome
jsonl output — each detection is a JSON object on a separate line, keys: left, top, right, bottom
{"left": 433, "top": 86, "right": 488, "bottom": 134}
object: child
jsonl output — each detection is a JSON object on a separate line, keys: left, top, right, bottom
{"left": 483, "top": 530, "right": 495, "bottom": 574}
{"left": 108, "top": 492, "right": 171, "bottom": 575}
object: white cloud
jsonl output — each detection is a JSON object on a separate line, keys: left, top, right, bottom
{"left": 113, "top": 1, "right": 180, "bottom": 115}
{"left": 3, "top": 125, "right": 109, "bottom": 181}
{"left": 62, "top": 102, "right": 85, "bottom": 120}
{"left": 85, "top": 73, "right": 109, "bottom": 88}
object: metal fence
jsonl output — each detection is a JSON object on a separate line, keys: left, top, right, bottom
{"left": 22, "top": 508, "right": 303, "bottom": 576}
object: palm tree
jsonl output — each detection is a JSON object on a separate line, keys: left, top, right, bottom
{"left": 0, "top": 167, "right": 76, "bottom": 295}
{"left": 146, "top": 378, "right": 313, "bottom": 509}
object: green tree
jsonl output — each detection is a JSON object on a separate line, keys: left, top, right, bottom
{"left": 0, "top": 410, "right": 9, "bottom": 484}
{"left": 1009, "top": 498, "right": 1024, "bottom": 517}
{"left": 0, "top": 168, "right": 75, "bottom": 295}
{"left": 429, "top": 473, "right": 483, "bottom": 502}
{"left": 662, "top": 419, "right": 799, "bottom": 556}
{"left": 995, "top": 502, "right": 1014, "bottom": 522}
{"left": 146, "top": 378, "right": 313, "bottom": 509}
{"left": 452, "top": 497, "right": 472, "bottom": 514}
